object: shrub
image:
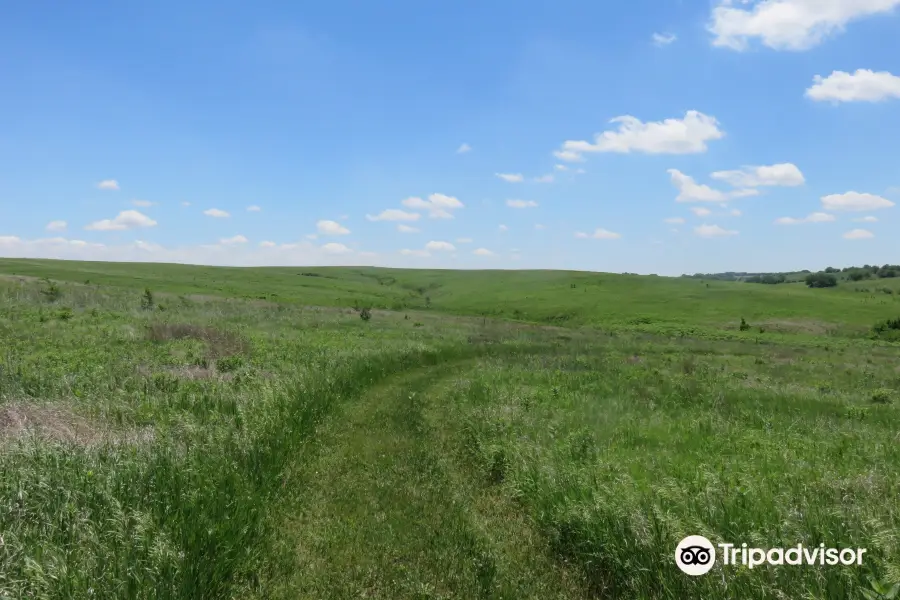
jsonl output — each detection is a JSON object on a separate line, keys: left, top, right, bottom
{"left": 57, "top": 307, "right": 74, "bottom": 321}
{"left": 141, "top": 288, "right": 155, "bottom": 311}
{"left": 359, "top": 307, "right": 372, "bottom": 321}
{"left": 40, "top": 278, "right": 62, "bottom": 302}
{"left": 871, "top": 388, "right": 895, "bottom": 405}
{"left": 739, "top": 317, "right": 750, "bottom": 331}
{"left": 805, "top": 272, "right": 838, "bottom": 288}
{"left": 216, "top": 355, "right": 245, "bottom": 373}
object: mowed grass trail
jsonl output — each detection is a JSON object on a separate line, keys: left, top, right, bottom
{"left": 1, "top": 263, "right": 899, "bottom": 598}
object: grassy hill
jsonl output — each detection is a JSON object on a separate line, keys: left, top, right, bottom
{"left": 2, "top": 259, "right": 900, "bottom": 599}
{"left": 1, "top": 258, "right": 898, "bottom": 339}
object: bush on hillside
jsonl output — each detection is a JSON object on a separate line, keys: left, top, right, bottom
{"left": 805, "top": 272, "right": 838, "bottom": 288}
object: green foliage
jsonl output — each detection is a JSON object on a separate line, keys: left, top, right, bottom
{"left": 56, "top": 306, "right": 74, "bottom": 321}
{"left": 216, "top": 354, "right": 245, "bottom": 373}
{"left": 39, "top": 278, "right": 62, "bottom": 302}
{"left": 359, "top": 307, "right": 372, "bottom": 321}
{"left": 805, "top": 272, "right": 838, "bottom": 288}
{"left": 739, "top": 317, "right": 750, "bottom": 331}
{"left": 140, "top": 287, "right": 154, "bottom": 310}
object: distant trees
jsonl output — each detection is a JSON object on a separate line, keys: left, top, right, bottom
{"left": 805, "top": 272, "right": 838, "bottom": 288}
{"left": 746, "top": 274, "right": 786, "bottom": 285}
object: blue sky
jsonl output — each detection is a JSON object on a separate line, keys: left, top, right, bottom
{"left": 1, "top": 0, "right": 899, "bottom": 275}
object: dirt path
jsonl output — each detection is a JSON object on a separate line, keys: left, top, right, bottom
{"left": 263, "top": 360, "right": 588, "bottom": 599}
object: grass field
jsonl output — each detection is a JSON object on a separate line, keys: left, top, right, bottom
{"left": 1, "top": 259, "right": 899, "bottom": 599}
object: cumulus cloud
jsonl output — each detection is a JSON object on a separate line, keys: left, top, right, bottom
{"left": 247, "top": 205, "right": 262, "bottom": 212}
{"left": 496, "top": 173, "right": 524, "bottom": 183}
{"left": 457, "top": 143, "right": 472, "bottom": 154}
{"left": 690, "top": 207, "right": 712, "bottom": 217}
{"left": 694, "top": 224, "right": 738, "bottom": 237}
{"left": 425, "top": 240, "right": 455, "bottom": 252}
{"left": 397, "top": 224, "right": 419, "bottom": 233}
{"left": 400, "top": 248, "right": 430, "bottom": 257}
{"left": 843, "top": 228, "right": 875, "bottom": 240}
{"left": 401, "top": 193, "right": 464, "bottom": 218}
{"left": 664, "top": 217, "right": 685, "bottom": 224}
{"left": 575, "top": 229, "right": 621, "bottom": 239}
{"left": 774, "top": 212, "right": 836, "bottom": 225}
{"left": 821, "top": 191, "right": 895, "bottom": 211}
{"left": 203, "top": 208, "right": 230, "bottom": 218}
{"left": 853, "top": 215, "right": 878, "bottom": 222}
{"left": 473, "top": 248, "right": 494, "bottom": 256}
{"left": 321, "top": 242, "right": 351, "bottom": 254}
{"left": 806, "top": 69, "right": 900, "bottom": 103}
{"left": 710, "top": 163, "right": 805, "bottom": 187}
{"left": 46, "top": 220, "right": 67, "bottom": 232}
{"left": 456, "top": 237, "right": 473, "bottom": 243}
{"left": 85, "top": 210, "right": 157, "bottom": 231}
{"left": 220, "top": 235, "right": 248, "bottom": 245}
{"left": 0, "top": 236, "right": 379, "bottom": 266}
{"left": 708, "top": 0, "right": 900, "bottom": 51}
{"left": 669, "top": 169, "right": 757, "bottom": 202}
{"left": 533, "top": 174, "right": 554, "bottom": 183}
{"left": 554, "top": 150, "right": 585, "bottom": 162}
{"left": 366, "top": 209, "right": 421, "bottom": 222}
{"left": 653, "top": 32, "right": 677, "bottom": 46}
{"left": 506, "top": 199, "right": 538, "bottom": 208}
{"left": 557, "top": 111, "right": 724, "bottom": 161}
{"left": 96, "top": 179, "right": 120, "bottom": 191}
{"left": 317, "top": 220, "right": 350, "bottom": 235}
{"left": 554, "top": 164, "right": 568, "bottom": 171}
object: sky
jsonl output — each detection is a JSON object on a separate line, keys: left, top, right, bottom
{"left": 1, "top": 0, "right": 899, "bottom": 276}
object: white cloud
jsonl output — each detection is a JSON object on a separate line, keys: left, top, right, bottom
{"left": 653, "top": 32, "right": 677, "bottom": 46}
{"left": 669, "top": 169, "right": 757, "bottom": 202}
{"left": 366, "top": 209, "right": 421, "bottom": 222}
{"left": 425, "top": 240, "right": 455, "bottom": 252}
{"left": 592, "top": 228, "right": 621, "bottom": 239}
{"left": 498, "top": 224, "right": 508, "bottom": 232}
{"left": 0, "top": 236, "right": 385, "bottom": 266}
{"left": 843, "top": 228, "right": 875, "bottom": 240}
{"left": 553, "top": 150, "right": 585, "bottom": 163}
{"left": 85, "top": 210, "right": 157, "bottom": 231}
{"left": 534, "top": 174, "right": 554, "bottom": 183}
{"left": 316, "top": 220, "right": 350, "bottom": 235}
{"left": 220, "top": 235, "right": 248, "bottom": 245}
{"left": 691, "top": 207, "right": 712, "bottom": 217}
{"left": 694, "top": 224, "right": 738, "bottom": 237}
{"left": 506, "top": 199, "right": 539, "bottom": 208}
{"left": 321, "top": 242, "right": 351, "bottom": 254}
{"left": 853, "top": 215, "right": 878, "bottom": 222}
{"left": 574, "top": 231, "right": 589, "bottom": 239}
{"left": 203, "top": 208, "right": 230, "bottom": 218}
{"left": 457, "top": 143, "right": 472, "bottom": 154}
{"left": 708, "top": 0, "right": 900, "bottom": 51}
{"left": 473, "top": 248, "right": 494, "bottom": 256}
{"left": 821, "top": 191, "right": 895, "bottom": 212}
{"left": 397, "top": 224, "right": 419, "bottom": 233}
{"left": 664, "top": 217, "right": 686, "bottom": 224}
{"left": 729, "top": 208, "right": 742, "bottom": 216}
{"left": 535, "top": 223, "right": 545, "bottom": 230}
{"left": 806, "top": 69, "right": 900, "bottom": 103}
{"left": 305, "top": 234, "right": 318, "bottom": 240}
{"left": 400, "top": 249, "right": 430, "bottom": 257}
{"left": 181, "top": 201, "right": 191, "bottom": 207}
{"left": 558, "top": 111, "right": 724, "bottom": 161}
{"left": 96, "top": 179, "right": 120, "bottom": 191}
{"left": 774, "top": 212, "right": 836, "bottom": 225}
{"left": 131, "top": 199, "right": 156, "bottom": 207}
{"left": 710, "top": 163, "right": 805, "bottom": 187}
{"left": 46, "top": 220, "right": 67, "bottom": 232}
{"left": 456, "top": 237, "right": 473, "bottom": 243}
{"left": 400, "top": 194, "right": 464, "bottom": 218}
{"left": 554, "top": 164, "right": 569, "bottom": 171}
{"left": 496, "top": 173, "right": 524, "bottom": 183}
{"left": 247, "top": 205, "right": 262, "bottom": 212}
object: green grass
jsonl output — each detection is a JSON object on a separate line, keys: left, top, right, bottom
{"left": 1, "top": 260, "right": 899, "bottom": 599}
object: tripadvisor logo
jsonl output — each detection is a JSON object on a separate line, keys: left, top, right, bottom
{"left": 675, "top": 536, "right": 868, "bottom": 575}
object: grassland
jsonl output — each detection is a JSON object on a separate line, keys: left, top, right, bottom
{"left": 1, "top": 259, "right": 899, "bottom": 599}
